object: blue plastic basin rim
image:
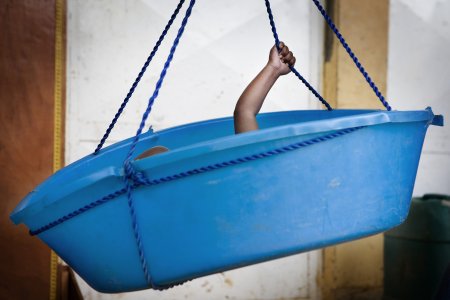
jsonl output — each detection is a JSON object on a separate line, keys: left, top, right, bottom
{"left": 10, "top": 108, "right": 440, "bottom": 225}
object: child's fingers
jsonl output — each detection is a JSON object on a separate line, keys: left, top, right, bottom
{"left": 280, "top": 45, "right": 289, "bottom": 56}
{"left": 289, "top": 56, "right": 296, "bottom": 66}
{"left": 276, "top": 42, "right": 296, "bottom": 67}
{"left": 283, "top": 51, "right": 294, "bottom": 63}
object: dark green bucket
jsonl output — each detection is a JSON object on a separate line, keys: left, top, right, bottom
{"left": 384, "top": 194, "right": 450, "bottom": 300}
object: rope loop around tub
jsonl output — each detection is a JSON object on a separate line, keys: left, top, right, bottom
{"left": 30, "top": 125, "right": 365, "bottom": 237}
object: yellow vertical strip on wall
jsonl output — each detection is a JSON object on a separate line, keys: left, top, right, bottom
{"left": 50, "top": 0, "right": 65, "bottom": 299}
{"left": 320, "top": 1, "right": 389, "bottom": 299}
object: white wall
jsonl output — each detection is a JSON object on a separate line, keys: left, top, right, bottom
{"left": 67, "top": 0, "right": 324, "bottom": 299}
{"left": 388, "top": 0, "right": 450, "bottom": 196}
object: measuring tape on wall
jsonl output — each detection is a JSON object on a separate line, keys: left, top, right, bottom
{"left": 51, "top": 0, "right": 65, "bottom": 299}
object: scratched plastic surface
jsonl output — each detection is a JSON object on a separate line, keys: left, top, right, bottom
{"left": 10, "top": 108, "right": 443, "bottom": 292}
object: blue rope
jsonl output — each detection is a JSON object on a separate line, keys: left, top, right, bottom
{"left": 122, "top": 0, "right": 196, "bottom": 288}
{"left": 93, "top": 0, "right": 186, "bottom": 155}
{"left": 264, "top": 0, "right": 333, "bottom": 111}
{"left": 311, "top": 0, "right": 392, "bottom": 111}
{"left": 29, "top": 187, "right": 130, "bottom": 236}
{"left": 29, "top": 125, "right": 365, "bottom": 236}
{"left": 123, "top": 0, "right": 195, "bottom": 167}
{"left": 124, "top": 174, "right": 153, "bottom": 286}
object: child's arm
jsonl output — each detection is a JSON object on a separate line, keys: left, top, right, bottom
{"left": 234, "top": 42, "right": 296, "bottom": 134}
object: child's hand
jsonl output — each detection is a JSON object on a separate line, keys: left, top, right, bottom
{"left": 267, "top": 42, "right": 296, "bottom": 76}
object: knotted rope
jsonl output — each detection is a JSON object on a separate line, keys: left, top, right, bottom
{"left": 122, "top": 0, "right": 196, "bottom": 288}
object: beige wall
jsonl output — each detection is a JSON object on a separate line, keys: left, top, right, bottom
{"left": 321, "top": 1, "right": 389, "bottom": 299}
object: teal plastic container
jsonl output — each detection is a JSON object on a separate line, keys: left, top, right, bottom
{"left": 384, "top": 194, "right": 450, "bottom": 300}
{"left": 10, "top": 108, "right": 443, "bottom": 292}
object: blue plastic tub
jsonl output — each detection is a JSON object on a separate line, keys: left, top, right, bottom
{"left": 10, "top": 108, "right": 443, "bottom": 292}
